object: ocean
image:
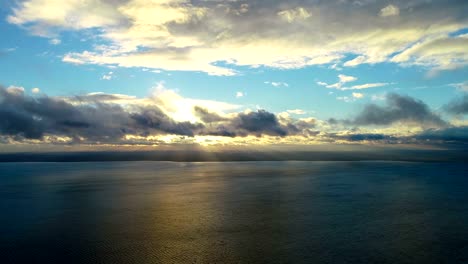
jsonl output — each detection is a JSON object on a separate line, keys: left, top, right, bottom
{"left": 1, "top": 161, "right": 468, "bottom": 263}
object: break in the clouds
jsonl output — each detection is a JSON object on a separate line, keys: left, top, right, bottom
{"left": 1, "top": 85, "right": 467, "bottom": 146}
{"left": 6, "top": 0, "right": 468, "bottom": 75}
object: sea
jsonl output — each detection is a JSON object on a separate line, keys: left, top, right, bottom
{"left": 1, "top": 161, "right": 468, "bottom": 263}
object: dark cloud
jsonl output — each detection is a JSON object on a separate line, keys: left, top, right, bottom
{"left": 72, "top": 93, "right": 135, "bottom": 102}
{"left": 344, "top": 133, "right": 395, "bottom": 142}
{"left": 351, "top": 93, "right": 446, "bottom": 127}
{"left": 445, "top": 95, "right": 468, "bottom": 114}
{"left": 200, "top": 125, "right": 237, "bottom": 137}
{"left": 1, "top": 86, "right": 465, "bottom": 146}
{"left": 198, "top": 109, "right": 295, "bottom": 137}
{"left": 327, "top": 118, "right": 339, "bottom": 125}
{"left": 0, "top": 104, "right": 44, "bottom": 139}
{"left": 0, "top": 86, "right": 204, "bottom": 142}
{"left": 234, "top": 110, "right": 289, "bottom": 136}
{"left": 131, "top": 107, "right": 203, "bottom": 137}
{"left": 0, "top": 86, "right": 299, "bottom": 143}
{"left": 193, "top": 106, "right": 227, "bottom": 123}
{"left": 416, "top": 126, "right": 468, "bottom": 143}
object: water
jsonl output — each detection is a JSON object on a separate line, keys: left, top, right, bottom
{"left": 1, "top": 161, "right": 468, "bottom": 263}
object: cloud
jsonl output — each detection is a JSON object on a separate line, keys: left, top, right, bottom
{"left": 0, "top": 85, "right": 207, "bottom": 141}
{"left": 338, "top": 74, "right": 357, "bottom": 83}
{"left": 337, "top": 96, "right": 354, "bottom": 102}
{"left": 287, "top": 109, "right": 306, "bottom": 115}
{"left": 49, "top": 38, "right": 61, "bottom": 45}
{"left": 371, "top": 93, "right": 386, "bottom": 101}
{"left": 318, "top": 75, "right": 388, "bottom": 90}
{"left": 450, "top": 81, "right": 468, "bottom": 92}
{"left": 0, "top": 47, "right": 17, "bottom": 57}
{"left": 193, "top": 106, "right": 227, "bottom": 123}
{"left": 101, "top": 71, "right": 113, "bottom": 80}
{"left": 318, "top": 74, "right": 357, "bottom": 89}
{"left": 277, "top": 7, "right": 311, "bottom": 23}
{"left": 31, "top": 88, "right": 40, "bottom": 94}
{"left": 379, "top": 5, "right": 400, "bottom": 17}
{"left": 233, "top": 110, "right": 289, "bottom": 136}
{"left": 70, "top": 92, "right": 137, "bottom": 103}
{"left": 391, "top": 34, "right": 468, "bottom": 71}
{"left": 0, "top": 85, "right": 465, "bottom": 146}
{"left": 0, "top": 85, "right": 302, "bottom": 143}
{"left": 445, "top": 95, "right": 468, "bottom": 114}
{"left": 345, "top": 83, "right": 389, "bottom": 90}
{"left": 339, "top": 133, "right": 396, "bottom": 142}
{"left": 350, "top": 93, "right": 446, "bottom": 127}
{"left": 336, "top": 93, "right": 364, "bottom": 102}
{"left": 264, "top": 81, "right": 289, "bottom": 87}
{"left": 352, "top": 92, "right": 364, "bottom": 99}
{"left": 6, "top": 85, "right": 25, "bottom": 95}
{"left": 343, "top": 56, "right": 367, "bottom": 67}
{"left": 6, "top": 0, "right": 123, "bottom": 32}
{"left": 7, "top": 0, "right": 468, "bottom": 74}
{"left": 416, "top": 126, "right": 468, "bottom": 143}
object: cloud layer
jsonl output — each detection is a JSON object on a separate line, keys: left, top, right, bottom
{"left": 0, "top": 85, "right": 305, "bottom": 144}
{"left": 1, "top": 85, "right": 467, "bottom": 146}
{"left": 7, "top": 0, "right": 468, "bottom": 75}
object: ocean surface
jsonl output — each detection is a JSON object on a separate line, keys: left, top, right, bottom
{"left": 1, "top": 161, "right": 468, "bottom": 263}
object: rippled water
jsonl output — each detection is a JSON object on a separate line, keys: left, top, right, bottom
{"left": 1, "top": 161, "right": 468, "bottom": 263}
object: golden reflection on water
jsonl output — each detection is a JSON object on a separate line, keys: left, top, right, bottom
{"left": 2, "top": 161, "right": 468, "bottom": 263}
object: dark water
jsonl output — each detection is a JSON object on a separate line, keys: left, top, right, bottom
{"left": 1, "top": 161, "right": 468, "bottom": 263}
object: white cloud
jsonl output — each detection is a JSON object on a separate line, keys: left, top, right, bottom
{"left": 336, "top": 93, "right": 364, "bottom": 102}
{"left": 7, "top": 0, "right": 468, "bottom": 74}
{"left": 344, "top": 83, "right": 390, "bottom": 90}
{"left": 336, "top": 96, "right": 353, "bottom": 102}
{"left": 343, "top": 56, "right": 367, "bottom": 67}
{"left": 352, "top": 92, "right": 364, "bottom": 99}
{"left": 31, "top": 87, "right": 40, "bottom": 94}
{"left": 391, "top": 34, "right": 468, "bottom": 71}
{"left": 148, "top": 82, "right": 241, "bottom": 122}
{"left": 318, "top": 74, "right": 357, "bottom": 89}
{"left": 287, "top": 109, "right": 306, "bottom": 115}
{"left": 1, "top": 47, "right": 17, "bottom": 53}
{"left": 6, "top": 85, "right": 25, "bottom": 95}
{"left": 236, "top": 92, "right": 244, "bottom": 98}
{"left": 265, "top": 81, "right": 289, "bottom": 87}
{"left": 319, "top": 74, "right": 389, "bottom": 91}
{"left": 380, "top": 5, "right": 400, "bottom": 17}
{"left": 7, "top": 0, "right": 123, "bottom": 31}
{"left": 101, "top": 71, "right": 113, "bottom": 80}
{"left": 329, "top": 63, "right": 342, "bottom": 71}
{"left": 338, "top": 74, "right": 357, "bottom": 83}
{"left": 49, "top": 38, "right": 61, "bottom": 45}
{"left": 62, "top": 54, "right": 86, "bottom": 65}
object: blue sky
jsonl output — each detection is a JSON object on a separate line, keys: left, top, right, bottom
{"left": 0, "top": 0, "right": 467, "bottom": 148}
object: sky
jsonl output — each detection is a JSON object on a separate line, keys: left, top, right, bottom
{"left": 0, "top": 0, "right": 467, "bottom": 149}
